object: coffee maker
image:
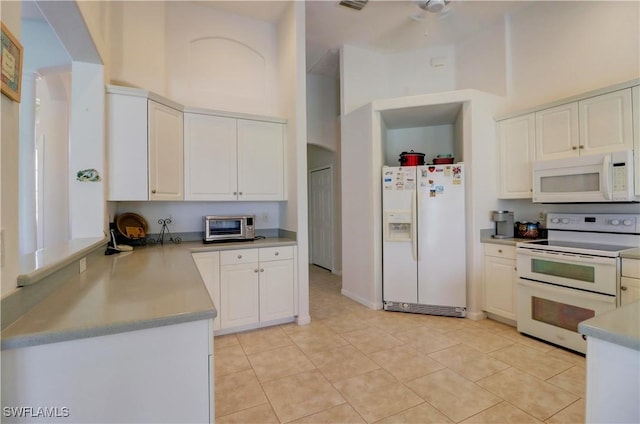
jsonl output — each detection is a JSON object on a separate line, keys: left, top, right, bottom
{"left": 491, "top": 211, "right": 514, "bottom": 239}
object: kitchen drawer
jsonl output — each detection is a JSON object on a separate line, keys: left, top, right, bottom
{"left": 220, "top": 249, "right": 259, "bottom": 265}
{"left": 484, "top": 244, "right": 516, "bottom": 260}
{"left": 621, "top": 258, "right": 640, "bottom": 279}
{"left": 259, "top": 246, "right": 294, "bottom": 262}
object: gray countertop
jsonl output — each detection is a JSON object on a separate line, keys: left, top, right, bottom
{"left": 1, "top": 238, "right": 295, "bottom": 350}
{"left": 621, "top": 248, "right": 640, "bottom": 260}
{"left": 578, "top": 301, "right": 640, "bottom": 351}
{"left": 480, "top": 234, "right": 541, "bottom": 246}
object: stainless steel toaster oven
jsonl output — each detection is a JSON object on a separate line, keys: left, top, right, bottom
{"left": 204, "top": 215, "right": 255, "bottom": 243}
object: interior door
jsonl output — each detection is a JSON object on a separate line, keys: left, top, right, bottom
{"left": 309, "top": 167, "right": 333, "bottom": 270}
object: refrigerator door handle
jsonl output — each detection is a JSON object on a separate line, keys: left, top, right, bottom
{"left": 412, "top": 189, "right": 418, "bottom": 261}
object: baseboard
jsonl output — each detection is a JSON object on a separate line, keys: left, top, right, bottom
{"left": 466, "top": 311, "right": 487, "bottom": 321}
{"left": 296, "top": 315, "right": 311, "bottom": 326}
{"left": 341, "top": 288, "right": 383, "bottom": 310}
{"left": 213, "top": 316, "right": 295, "bottom": 336}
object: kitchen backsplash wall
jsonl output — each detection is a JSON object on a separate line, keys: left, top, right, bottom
{"left": 496, "top": 199, "right": 640, "bottom": 227}
{"left": 111, "top": 201, "right": 281, "bottom": 235}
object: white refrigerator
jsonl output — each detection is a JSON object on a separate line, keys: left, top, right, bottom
{"left": 382, "top": 165, "right": 466, "bottom": 317}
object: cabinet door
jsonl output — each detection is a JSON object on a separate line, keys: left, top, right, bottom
{"left": 579, "top": 89, "right": 633, "bottom": 155}
{"left": 220, "top": 263, "right": 259, "bottom": 329}
{"left": 632, "top": 86, "right": 639, "bottom": 196}
{"left": 107, "top": 93, "right": 148, "bottom": 201}
{"left": 237, "top": 120, "right": 285, "bottom": 201}
{"left": 497, "top": 114, "right": 535, "bottom": 198}
{"left": 535, "top": 103, "right": 579, "bottom": 160}
{"left": 148, "top": 100, "right": 184, "bottom": 201}
{"left": 192, "top": 252, "right": 221, "bottom": 331}
{"left": 620, "top": 277, "right": 640, "bottom": 306}
{"left": 184, "top": 114, "right": 238, "bottom": 201}
{"left": 483, "top": 254, "right": 517, "bottom": 320}
{"left": 259, "top": 259, "right": 295, "bottom": 322}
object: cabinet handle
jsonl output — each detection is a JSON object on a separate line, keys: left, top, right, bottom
{"left": 514, "top": 267, "right": 517, "bottom": 271}
{"left": 151, "top": 189, "right": 157, "bottom": 194}
{"left": 260, "top": 268, "right": 264, "bottom": 272}
{"left": 254, "top": 269, "right": 259, "bottom": 273}
{"left": 572, "top": 146, "right": 577, "bottom": 150}
{"left": 237, "top": 254, "right": 242, "bottom": 259}
{"left": 275, "top": 252, "right": 279, "bottom": 256}
{"left": 621, "top": 286, "right": 628, "bottom": 291}
{"left": 498, "top": 249, "right": 502, "bottom": 253}
{"left": 239, "top": 192, "right": 243, "bottom": 195}
{"left": 233, "top": 192, "right": 237, "bottom": 195}
{"left": 579, "top": 145, "right": 584, "bottom": 149}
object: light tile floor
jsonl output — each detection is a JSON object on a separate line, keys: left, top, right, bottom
{"left": 214, "top": 266, "right": 586, "bottom": 423}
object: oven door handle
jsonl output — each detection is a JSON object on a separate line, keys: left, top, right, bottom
{"left": 517, "top": 278, "right": 617, "bottom": 304}
{"left": 517, "top": 249, "right": 615, "bottom": 265}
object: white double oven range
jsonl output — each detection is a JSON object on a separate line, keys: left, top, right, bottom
{"left": 516, "top": 213, "right": 639, "bottom": 354}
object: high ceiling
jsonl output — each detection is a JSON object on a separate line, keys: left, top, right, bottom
{"left": 22, "top": 0, "right": 535, "bottom": 78}
{"left": 305, "top": 0, "right": 533, "bottom": 77}
{"left": 208, "top": 1, "right": 534, "bottom": 78}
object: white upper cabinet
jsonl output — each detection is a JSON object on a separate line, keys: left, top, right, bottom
{"left": 497, "top": 113, "right": 536, "bottom": 198}
{"left": 579, "top": 88, "right": 633, "bottom": 155}
{"left": 107, "top": 86, "right": 184, "bottom": 201}
{"left": 633, "top": 86, "right": 640, "bottom": 196}
{"left": 148, "top": 101, "right": 184, "bottom": 201}
{"left": 184, "top": 114, "right": 238, "bottom": 201}
{"left": 184, "top": 113, "right": 286, "bottom": 201}
{"left": 237, "top": 119, "right": 285, "bottom": 201}
{"left": 535, "top": 103, "right": 579, "bottom": 160}
{"left": 535, "top": 89, "right": 633, "bottom": 160}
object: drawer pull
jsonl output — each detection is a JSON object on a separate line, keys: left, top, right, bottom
{"left": 237, "top": 254, "right": 242, "bottom": 259}
{"left": 621, "top": 286, "right": 628, "bottom": 291}
{"left": 254, "top": 269, "right": 259, "bottom": 273}
{"left": 260, "top": 268, "right": 264, "bottom": 272}
{"left": 275, "top": 252, "right": 279, "bottom": 256}
{"left": 498, "top": 249, "right": 503, "bottom": 253}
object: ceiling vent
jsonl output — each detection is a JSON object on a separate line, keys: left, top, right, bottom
{"left": 338, "top": 0, "right": 368, "bottom": 11}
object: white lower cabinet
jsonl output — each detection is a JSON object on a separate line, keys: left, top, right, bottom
{"left": 483, "top": 243, "right": 517, "bottom": 321}
{"left": 195, "top": 246, "right": 296, "bottom": 333}
{"left": 259, "top": 247, "right": 295, "bottom": 322}
{"left": 220, "top": 262, "right": 261, "bottom": 329}
{"left": 621, "top": 258, "right": 640, "bottom": 306}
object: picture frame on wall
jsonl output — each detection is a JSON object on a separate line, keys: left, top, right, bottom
{"left": 1, "top": 22, "right": 23, "bottom": 103}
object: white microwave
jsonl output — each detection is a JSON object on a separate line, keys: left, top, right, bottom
{"left": 532, "top": 150, "right": 638, "bottom": 203}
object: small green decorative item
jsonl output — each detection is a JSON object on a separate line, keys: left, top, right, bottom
{"left": 76, "top": 168, "right": 101, "bottom": 182}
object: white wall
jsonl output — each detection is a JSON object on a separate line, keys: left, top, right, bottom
{"left": 1, "top": 2, "right": 22, "bottom": 296}
{"left": 108, "top": 1, "right": 165, "bottom": 93}
{"left": 37, "top": 72, "right": 71, "bottom": 249}
{"left": 109, "top": 2, "right": 282, "bottom": 117}
{"left": 341, "top": 44, "right": 456, "bottom": 116}
{"left": 306, "top": 74, "right": 339, "bottom": 152}
{"left": 276, "top": 2, "right": 310, "bottom": 325}
{"left": 68, "top": 62, "right": 105, "bottom": 239}
{"left": 113, "top": 202, "right": 281, "bottom": 235}
{"left": 455, "top": 1, "right": 640, "bottom": 112}
{"left": 455, "top": 19, "right": 507, "bottom": 97}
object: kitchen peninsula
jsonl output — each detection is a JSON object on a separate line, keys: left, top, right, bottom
{"left": 1, "top": 237, "right": 294, "bottom": 423}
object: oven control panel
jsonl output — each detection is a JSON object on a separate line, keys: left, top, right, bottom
{"left": 546, "top": 213, "right": 640, "bottom": 234}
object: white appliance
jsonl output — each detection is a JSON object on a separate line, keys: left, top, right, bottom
{"left": 516, "top": 213, "right": 640, "bottom": 354}
{"left": 382, "top": 164, "right": 466, "bottom": 317}
{"left": 532, "top": 150, "right": 638, "bottom": 203}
